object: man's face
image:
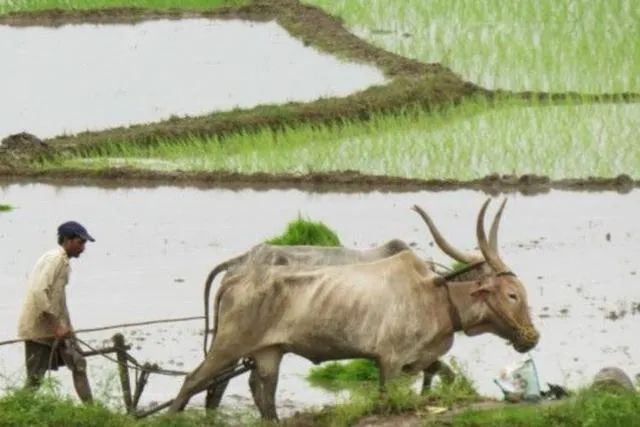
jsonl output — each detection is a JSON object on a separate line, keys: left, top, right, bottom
{"left": 64, "top": 237, "right": 87, "bottom": 258}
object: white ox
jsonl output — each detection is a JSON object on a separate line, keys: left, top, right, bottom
{"left": 171, "top": 199, "right": 539, "bottom": 420}
{"left": 201, "top": 201, "right": 507, "bottom": 406}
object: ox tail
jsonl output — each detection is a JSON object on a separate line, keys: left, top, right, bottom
{"left": 203, "top": 254, "right": 247, "bottom": 355}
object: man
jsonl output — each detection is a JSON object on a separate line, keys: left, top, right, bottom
{"left": 17, "top": 221, "right": 95, "bottom": 402}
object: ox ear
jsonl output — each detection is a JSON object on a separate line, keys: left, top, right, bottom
{"left": 470, "top": 281, "right": 495, "bottom": 299}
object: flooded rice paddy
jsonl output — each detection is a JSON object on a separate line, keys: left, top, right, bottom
{"left": 0, "top": 19, "right": 385, "bottom": 140}
{"left": 1, "top": 184, "right": 638, "bottom": 414}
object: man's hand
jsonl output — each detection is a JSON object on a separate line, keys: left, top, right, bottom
{"left": 53, "top": 324, "right": 72, "bottom": 339}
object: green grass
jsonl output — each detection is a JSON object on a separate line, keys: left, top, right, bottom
{"left": 308, "top": 357, "right": 479, "bottom": 408}
{"left": 0, "top": 385, "right": 256, "bottom": 427}
{"left": 305, "top": 0, "right": 640, "bottom": 93}
{"left": 308, "top": 359, "right": 379, "bottom": 390}
{"left": 0, "top": 386, "right": 130, "bottom": 427}
{"left": 0, "top": 204, "right": 13, "bottom": 212}
{"left": 266, "top": 215, "right": 341, "bottom": 246}
{"left": 288, "top": 379, "right": 427, "bottom": 427}
{"left": 448, "top": 388, "right": 640, "bottom": 427}
{"left": 425, "top": 359, "right": 480, "bottom": 408}
{"left": 0, "top": 0, "right": 249, "bottom": 15}
{"left": 49, "top": 99, "right": 640, "bottom": 180}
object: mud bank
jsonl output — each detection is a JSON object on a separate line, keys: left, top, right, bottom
{"left": 0, "top": 169, "right": 638, "bottom": 194}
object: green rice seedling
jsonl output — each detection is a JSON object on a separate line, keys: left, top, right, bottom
{"left": 53, "top": 100, "right": 640, "bottom": 180}
{"left": 305, "top": 0, "right": 640, "bottom": 93}
{"left": 308, "top": 359, "right": 379, "bottom": 391}
{"left": 0, "top": 0, "right": 248, "bottom": 14}
{"left": 266, "top": 215, "right": 341, "bottom": 246}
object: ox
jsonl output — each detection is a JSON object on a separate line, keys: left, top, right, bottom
{"left": 201, "top": 202, "right": 507, "bottom": 406}
{"left": 175, "top": 199, "right": 538, "bottom": 420}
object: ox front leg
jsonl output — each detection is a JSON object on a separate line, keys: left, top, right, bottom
{"left": 377, "top": 358, "right": 402, "bottom": 397}
{"left": 250, "top": 347, "right": 283, "bottom": 421}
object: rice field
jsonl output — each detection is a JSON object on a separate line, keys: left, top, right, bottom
{"left": 304, "top": 0, "right": 640, "bottom": 93}
{"left": 52, "top": 100, "right": 640, "bottom": 180}
{"left": 3, "top": 0, "right": 639, "bottom": 182}
{"left": 0, "top": 0, "right": 248, "bottom": 14}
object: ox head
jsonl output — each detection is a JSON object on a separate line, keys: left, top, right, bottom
{"left": 462, "top": 199, "right": 539, "bottom": 353}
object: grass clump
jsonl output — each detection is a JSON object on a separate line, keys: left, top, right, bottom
{"left": 0, "top": 204, "right": 13, "bottom": 212}
{"left": 0, "top": 384, "right": 255, "bottom": 426}
{"left": 424, "top": 359, "right": 480, "bottom": 408}
{"left": 291, "top": 379, "right": 425, "bottom": 427}
{"left": 0, "top": 386, "right": 130, "bottom": 427}
{"left": 308, "top": 356, "right": 479, "bottom": 406}
{"left": 450, "top": 387, "right": 640, "bottom": 427}
{"left": 308, "top": 359, "right": 379, "bottom": 390}
{"left": 266, "top": 215, "right": 341, "bottom": 246}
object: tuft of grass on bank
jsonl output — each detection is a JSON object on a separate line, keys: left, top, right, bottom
{"left": 448, "top": 387, "right": 640, "bottom": 427}
{"left": 0, "top": 204, "right": 13, "bottom": 212}
{"left": 305, "top": 0, "right": 640, "bottom": 93}
{"left": 266, "top": 215, "right": 341, "bottom": 246}
{"left": 0, "top": 0, "right": 249, "bottom": 15}
{"left": 0, "top": 386, "right": 130, "bottom": 427}
{"left": 0, "top": 385, "right": 257, "bottom": 427}
{"left": 287, "top": 379, "right": 426, "bottom": 427}
{"left": 308, "top": 357, "right": 480, "bottom": 407}
{"left": 50, "top": 99, "right": 640, "bottom": 180}
{"left": 425, "top": 359, "right": 481, "bottom": 408}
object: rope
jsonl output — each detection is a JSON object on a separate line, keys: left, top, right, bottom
{"left": 0, "top": 316, "right": 204, "bottom": 347}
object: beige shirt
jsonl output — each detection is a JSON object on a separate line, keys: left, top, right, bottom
{"left": 18, "top": 247, "right": 72, "bottom": 342}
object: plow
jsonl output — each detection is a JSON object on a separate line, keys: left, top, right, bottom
{"left": 0, "top": 316, "right": 255, "bottom": 418}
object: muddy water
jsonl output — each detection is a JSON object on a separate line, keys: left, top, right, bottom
{"left": 1, "top": 184, "right": 638, "bottom": 415}
{"left": 0, "top": 19, "right": 385, "bottom": 140}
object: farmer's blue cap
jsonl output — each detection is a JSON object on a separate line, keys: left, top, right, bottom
{"left": 57, "top": 221, "right": 95, "bottom": 242}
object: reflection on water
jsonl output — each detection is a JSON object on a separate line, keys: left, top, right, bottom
{"left": 1, "top": 184, "right": 639, "bottom": 412}
{"left": 0, "top": 19, "right": 385, "bottom": 139}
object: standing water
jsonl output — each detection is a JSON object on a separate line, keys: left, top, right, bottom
{"left": 1, "top": 184, "right": 638, "bottom": 414}
{"left": 0, "top": 19, "right": 385, "bottom": 139}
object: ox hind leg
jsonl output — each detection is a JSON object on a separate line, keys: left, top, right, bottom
{"left": 248, "top": 346, "right": 283, "bottom": 421}
{"left": 421, "top": 360, "right": 455, "bottom": 394}
{"left": 204, "top": 359, "right": 238, "bottom": 409}
{"left": 168, "top": 350, "right": 239, "bottom": 413}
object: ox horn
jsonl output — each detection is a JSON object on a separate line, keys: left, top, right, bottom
{"left": 412, "top": 204, "right": 478, "bottom": 264}
{"left": 477, "top": 199, "right": 509, "bottom": 273}
{"left": 489, "top": 198, "right": 508, "bottom": 253}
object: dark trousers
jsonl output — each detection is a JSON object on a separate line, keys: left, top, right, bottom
{"left": 24, "top": 339, "right": 93, "bottom": 403}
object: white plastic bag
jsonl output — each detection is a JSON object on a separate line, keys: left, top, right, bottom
{"left": 494, "top": 357, "right": 541, "bottom": 402}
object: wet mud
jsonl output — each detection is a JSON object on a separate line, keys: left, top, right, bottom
{"left": 0, "top": 168, "right": 638, "bottom": 194}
